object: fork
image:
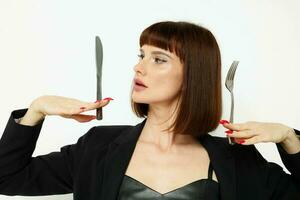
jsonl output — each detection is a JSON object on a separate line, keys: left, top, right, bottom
{"left": 225, "top": 61, "right": 239, "bottom": 145}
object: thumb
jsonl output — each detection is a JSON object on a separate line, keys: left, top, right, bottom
{"left": 71, "top": 114, "right": 96, "bottom": 123}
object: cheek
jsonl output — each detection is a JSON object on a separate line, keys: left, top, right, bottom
{"left": 153, "top": 65, "right": 182, "bottom": 88}
{"left": 149, "top": 63, "right": 183, "bottom": 97}
{"left": 152, "top": 74, "right": 182, "bottom": 97}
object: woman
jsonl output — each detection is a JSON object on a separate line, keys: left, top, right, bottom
{"left": 0, "top": 21, "right": 299, "bottom": 200}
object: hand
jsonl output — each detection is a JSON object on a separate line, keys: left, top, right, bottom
{"left": 30, "top": 95, "right": 113, "bottom": 123}
{"left": 219, "top": 120, "right": 293, "bottom": 145}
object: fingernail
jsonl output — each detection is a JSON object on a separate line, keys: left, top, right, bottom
{"left": 219, "top": 120, "right": 229, "bottom": 124}
{"left": 225, "top": 130, "right": 233, "bottom": 134}
{"left": 239, "top": 140, "right": 245, "bottom": 144}
{"left": 94, "top": 97, "right": 114, "bottom": 103}
{"left": 80, "top": 107, "right": 86, "bottom": 109}
{"left": 103, "top": 97, "right": 114, "bottom": 101}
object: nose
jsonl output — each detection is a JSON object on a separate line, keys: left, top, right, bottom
{"left": 133, "top": 61, "right": 145, "bottom": 75}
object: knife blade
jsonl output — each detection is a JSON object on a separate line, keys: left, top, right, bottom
{"left": 95, "top": 36, "right": 103, "bottom": 120}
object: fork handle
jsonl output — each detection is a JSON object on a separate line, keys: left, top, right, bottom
{"left": 228, "top": 134, "right": 236, "bottom": 145}
{"left": 230, "top": 92, "right": 234, "bottom": 123}
{"left": 228, "top": 92, "right": 236, "bottom": 145}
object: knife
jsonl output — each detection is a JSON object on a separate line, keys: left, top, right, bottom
{"left": 95, "top": 36, "right": 103, "bottom": 120}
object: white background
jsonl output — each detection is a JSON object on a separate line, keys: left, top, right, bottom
{"left": 0, "top": 0, "right": 299, "bottom": 199}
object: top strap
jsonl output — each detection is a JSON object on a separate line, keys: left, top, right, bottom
{"left": 208, "top": 161, "right": 213, "bottom": 180}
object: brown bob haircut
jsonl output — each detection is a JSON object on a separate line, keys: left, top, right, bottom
{"left": 130, "top": 21, "right": 222, "bottom": 139}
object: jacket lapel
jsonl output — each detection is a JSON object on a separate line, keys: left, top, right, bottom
{"left": 100, "top": 119, "right": 147, "bottom": 200}
{"left": 199, "top": 134, "right": 237, "bottom": 200}
{"left": 101, "top": 118, "right": 236, "bottom": 200}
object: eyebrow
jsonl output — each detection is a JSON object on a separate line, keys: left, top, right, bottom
{"left": 140, "top": 48, "right": 173, "bottom": 59}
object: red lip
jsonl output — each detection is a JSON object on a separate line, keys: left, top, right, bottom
{"left": 134, "top": 78, "right": 147, "bottom": 87}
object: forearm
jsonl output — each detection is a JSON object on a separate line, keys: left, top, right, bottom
{"left": 0, "top": 108, "right": 44, "bottom": 181}
{"left": 280, "top": 128, "right": 300, "bottom": 154}
{"left": 0, "top": 108, "right": 72, "bottom": 195}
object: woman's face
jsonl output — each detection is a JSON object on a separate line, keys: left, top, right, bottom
{"left": 132, "top": 44, "right": 183, "bottom": 105}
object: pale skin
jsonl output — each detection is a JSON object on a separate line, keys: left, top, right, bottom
{"left": 21, "top": 44, "right": 300, "bottom": 194}
{"left": 221, "top": 121, "right": 300, "bottom": 154}
{"left": 20, "top": 95, "right": 112, "bottom": 126}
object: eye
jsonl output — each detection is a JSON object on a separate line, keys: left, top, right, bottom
{"left": 154, "top": 57, "right": 167, "bottom": 64}
{"left": 137, "top": 54, "right": 144, "bottom": 59}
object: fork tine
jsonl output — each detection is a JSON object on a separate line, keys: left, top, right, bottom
{"left": 232, "top": 61, "right": 239, "bottom": 78}
{"left": 225, "top": 61, "right": 236, "bottom": 80}
{"left": 228, "top": 64, "right": 236, "bottom": 81}
{"left": 228, "top": 61, "right": 239, "bottom": 80}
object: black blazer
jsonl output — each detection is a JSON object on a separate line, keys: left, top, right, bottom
{"left": 0, "top": 108, "right": 299, "bottom": 200}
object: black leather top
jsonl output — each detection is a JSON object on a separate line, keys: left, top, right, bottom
{"left": 117, "top": 162, "right": 220, "bottom": 200}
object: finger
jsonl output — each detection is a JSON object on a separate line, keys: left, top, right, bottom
{"left": 77, "top": 118, "right": 95, "bottom": 123}
{"left": 238, "top": 136, "right": 262, "bottom": 145}
{"left": 94, "top": 99, "right": 111, "bottom": 107}
{"left": 222, "top": 122, "right": 250, "bottom": 131}
{"left": 71, "top": 114, "right": 97, "bottom": 122}
{"left": 60, "top": 114, "right": 72, "bottom": 119}
{"left": 78, "top": 118, "right": 96, "bottom": 123}
{"left": 233, "top": 137, "right": 246, "bottom": 144}
{"left": 71, "top": 114, "right": 96, "bottom": 119}
{"left": 226, "top": 130, "right": 257, "bottom": 138}
{"left": 80, "top": 99, "right": 112, "bottom": 112}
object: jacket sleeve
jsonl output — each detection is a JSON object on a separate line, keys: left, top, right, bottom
{"left": 0, "top": 108, "right": 95, "bottom": 196}
{"left": 266, "top": 128, "right": 300, "bottom": 199}
{"left": 275, "top": 129, "right": 300, "bottom": 177}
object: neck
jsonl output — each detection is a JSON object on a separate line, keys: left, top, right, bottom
{"left": 139, "top": 98, "right": 197, "bottom": 152}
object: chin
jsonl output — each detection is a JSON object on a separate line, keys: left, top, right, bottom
{"left": 132, "top": 98, "right": 146, "bottom": 104}
{"left": 131, "top": 95, "right": 149, "bottom": 104}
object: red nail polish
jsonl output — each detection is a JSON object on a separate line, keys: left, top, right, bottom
{"left": 225, "top": 130, "right": 233, "bottom": 134}
{"left": 103, "top": 97, "right": 114, "bottom": 101}
{"left": 219, "top": 120, "right": 229, "bottom": 124}
{"left": 239, "top": 140, "right": 245, "bottom": 144}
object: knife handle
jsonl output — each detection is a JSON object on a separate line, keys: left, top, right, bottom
{"left": 96, "top": 107, "right": 103, "bottom": 120}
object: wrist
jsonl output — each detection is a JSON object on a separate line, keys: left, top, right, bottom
{"left": 280, "top": 127, "right": 300, "bottom": 154}
{"left": 19, "top": 102, "right": 45, "bottom": 126}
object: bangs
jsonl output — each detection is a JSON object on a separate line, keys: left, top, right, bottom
{"left": 139, "top": 22, "right": 185, "bottom": 63}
